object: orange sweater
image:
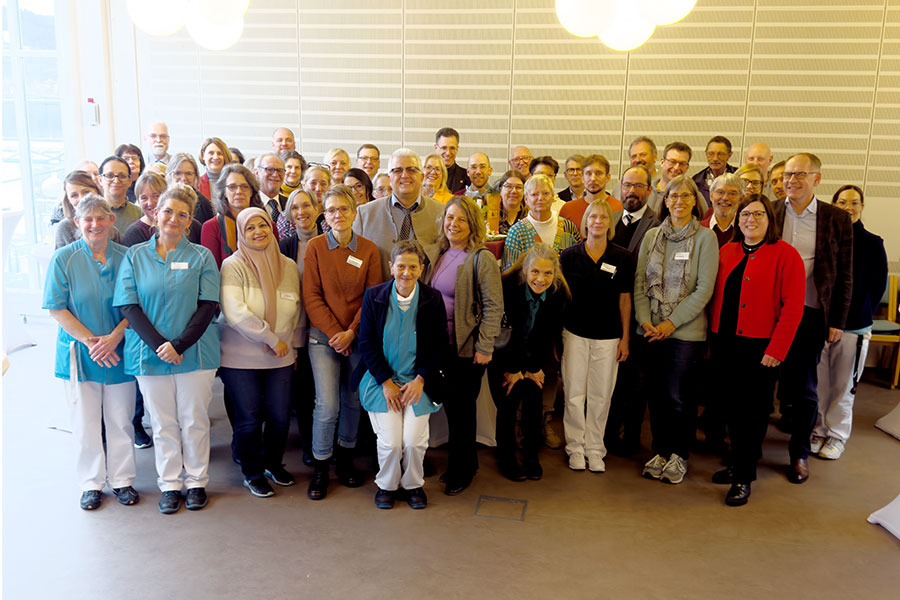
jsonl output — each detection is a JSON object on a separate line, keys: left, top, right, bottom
{"left": 302, "top": 233, "right": 382, "bottom": 338}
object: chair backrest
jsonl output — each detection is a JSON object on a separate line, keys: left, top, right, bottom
{"left": 889, "top": 274, "right": 899, "bottom": 323}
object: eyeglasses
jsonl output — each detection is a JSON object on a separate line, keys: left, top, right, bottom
{"left": 102, "top": 173, "right": 128, "bottom": 182}
{"left": 324, "top": 205, "right": 352, "bottom": 216}
{"left": 783, "top": 171, "right": 818, "bottom": 180}
{"left": 510, "top": 156, "right": 533, "bottom": 164}
{"left": 226, "top": 184, "right": 251, "bottom": 193}
{"left": 668, "top": 193, "right": 695, "bottom": 201}
{"left": 565, "top": 168, "right": 582, "bottom": 175}
{"left": 835, "top": 200, "right": 862, "bottom": 208}
{"left": 357, "top": 155, "right": 379, "bottom": 163}
{"left": 172, "top": 170, "right": 196, "bottom": 179}
{"left": 739, "top": 210, "right": 767, "bottom": 220}
{"left": 713, "top": 189, "right": 741, "bottom": 198}
{"left": 148, "top": 133, "right": 169, "bottom": 140}
{"left": 741, "top": 179, "right": 763, "bottom": 188}
{"left": 259, "top": 166, "right": 286, "bottom": 176}
{"left": 389, "top": 167, "right": 421, "bottom": 176}
{"left": 621, "top": 182, "right": 649, "bottom": 191}
{"left": 347, "top": 183, "right": 366, "bottom": 193}
{"left": 664, "top": 158, "right": 690, "bottom": 169}
{"left": 501, "top": 184, "right": 524, "bottom": 192}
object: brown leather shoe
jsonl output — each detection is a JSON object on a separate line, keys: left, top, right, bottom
{"left": 788, "top": 458, "right": 809, "bottom": 484}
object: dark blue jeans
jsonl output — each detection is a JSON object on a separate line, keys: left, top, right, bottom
{"left": 219, "top": 365, "right": 293, "bottom": 479}
{"left": 645, "top": 337, "right": 703, "bottom": 460}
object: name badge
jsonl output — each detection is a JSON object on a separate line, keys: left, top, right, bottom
{"left": 171, "top": 262, "right": 189, "bottom": 270}
{"left": 674, "top": 252, "right": 690, "bottom": 261}
{"left": 279, "top": 291, "right": 298, "bottom": 301}
{"left": 346, "top": 256, "right": 363, "bottom": 268}
{"left": 600, "top": 262, "right": 617, "bottom": 275}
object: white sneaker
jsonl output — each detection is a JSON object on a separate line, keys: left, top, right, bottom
{"left": 660, "top": 453, "right": 687, "bottom": 484}
{"left": 543, "top": 413, "right": 563, "bottom": 449}
{"left": 642, "top": 454, "right": 668, "bottom": 479}
{"left": 568, "top": 452, "right": 586, "bottom": 471}
{"left": 810, "top": 435, "right": 826, "bottom": 455}
{"left": 819, "top": 437, "right": 845, "bottom": 460}
{"left": 587, "top": 455, "right": 606, "bottom": 473}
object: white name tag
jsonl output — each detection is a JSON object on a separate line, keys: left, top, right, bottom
{"left": 674, "top": 252, "right": 690, "bottom": 261}
{"left": 279, "top": 291, "right": 298, "bottom": 301}
{"left": 600, "top": 262, "right": 617, "bottom": 275}
{"left": 171, "top": 262, "right": 189, "bottom": 270}
{"left": 346, "top": 256, "right": 363, "bottom": 268}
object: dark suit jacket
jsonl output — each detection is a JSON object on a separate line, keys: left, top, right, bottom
{"left": 446, "top": 163, "right": 470, "bottom": 194}
{"left": 772, "top": 197, "right": 854, "bottom": 336}
{"left": 558, "top": 187, "right": 580, "bottom": 203}
{"left": 612, "top": 206, "right": 662, "bottom": 258}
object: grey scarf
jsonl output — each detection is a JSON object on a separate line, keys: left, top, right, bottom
{"left": 644, "top": 217, "right": 699, "bottom": 322}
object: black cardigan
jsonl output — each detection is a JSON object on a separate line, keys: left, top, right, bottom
{"left": 493, "top": 275, "right": 566, "bottom": 374}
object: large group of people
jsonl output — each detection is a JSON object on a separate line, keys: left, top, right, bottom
{"left": 45, "top": 123, "right": 888, "bottom": 513}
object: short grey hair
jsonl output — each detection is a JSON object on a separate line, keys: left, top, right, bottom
{"left": 710, "top": 172, "right": 745, "bottom": 195}
{"left": 389, "top": 148, "right": 421, "bottom": 170}
{"left": 524, "top": 173, "right": 554, "bottom": 197}
{"left": 74, "top": 194, "right": 113, "bottom": 220}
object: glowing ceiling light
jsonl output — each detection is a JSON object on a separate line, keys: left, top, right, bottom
{"left": 637, "top": 0, "right": 697, "bottom": 26}
{"left": 554, "top": 0, "right": 615, "bottom": 38}
{"left": 126, "top": 0, "right": 184, "bottom": 36}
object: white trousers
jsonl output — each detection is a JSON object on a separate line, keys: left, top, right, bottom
{"left": 137, "top": 370, "right": 216, "bottom": 491}
{"left": 66, "top": 380, "right": 136, "bottom": 491}
{"left": 368, "top": 404, "right": 430, "bottom": 491}
{"left": 815, "top": 332, "right": 868, "bottom": 443}
{"left": 561, "top": 330, "right": 620, "bottom": 459}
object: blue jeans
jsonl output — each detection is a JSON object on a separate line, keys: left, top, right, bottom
{"left": 308, "top": 328, "right": 362, "bottom": 460}
{"left": 645, "top": 337, "right": 703, "bottom": 460}
{"left": 219, "top": 365, "right": 293, "bottom": 479}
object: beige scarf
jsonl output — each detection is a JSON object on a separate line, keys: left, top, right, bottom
{"left": 233, "top": 207, "right": 284, "bottom": 332}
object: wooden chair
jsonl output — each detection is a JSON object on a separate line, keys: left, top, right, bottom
{"left": 869, "top": 274, "right": 900, "bottom": 389}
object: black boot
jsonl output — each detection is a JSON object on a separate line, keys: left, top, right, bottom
{"left": 307, "top": 459, "right": 329, "bottom": 500}
{"left": 335, "top": 446, "right": 363, "bottom": 488}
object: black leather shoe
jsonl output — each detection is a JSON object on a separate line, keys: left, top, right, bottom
{"left": 335, "top": 448, "right": 364, "bottom": 488}
{"left": 444, "top": 476, "right": 472, "bottom": 496}
{"left": 787, "top": 458, "right": 809, "bottom": 484}
{"left": 185, "top": 487, "right": 208, "bottom": 510}
{"left": 301, "top": 448, "right": 314, "bottom": 467}
{"left": 499, "top": 459, "right": 526, "bottom": 482}
{"left": 374, "top": 487, "right": 395, "bottom": 509}
{"left": 307, "top": 460, "right": 330, "bottom": 500}
{"left": 406, "top": 487, "right": 428, "bottom": 509}
{"left": 523, "top": 457, "right": 543, "bottom": 480}
{"left": 712, "top": 467, "right": 734, "bottom": 485}
{"left": 725, "top": 483, "right": 751, "bottom": 506}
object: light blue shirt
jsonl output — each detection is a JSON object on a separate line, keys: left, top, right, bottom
{"left": 113, "top": 234, "right": 220, "bottom": 376}
{"left": 782, "top": 196, "right": 820, "bottom": 308}
{"left": 42, "top": 238, "right": 133, "bottom": 384}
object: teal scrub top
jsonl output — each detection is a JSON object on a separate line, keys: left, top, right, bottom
{"left": 113, "top": 233, "right": 220, "bottom": 376}
{"left": 42, "top": 238, "right": 133, "bottom": 384}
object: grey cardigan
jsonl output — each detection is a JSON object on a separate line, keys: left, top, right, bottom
{"left": 429, "top": 246, "right": 504, "bottom": 357}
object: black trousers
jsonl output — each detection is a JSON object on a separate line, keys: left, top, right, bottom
{"left": 443, "top": 350, "right": 487, "bottom": 482}
{"left": 489, "top": 371, "right": 543, "bottom": 459}
{"left": 291, "top": 346, "right": 316, "bottom": 454}
{"left": 605, "top": 334, "right": 649, "bottom": 448}
{"left": 777, "top": 307, "right": 826, "bottom": 460}
{"left": 712, "top": 334, "right": 779, "bottom": 482}
{"left": 645, "top": 338, "right": 704, "bottom": 460}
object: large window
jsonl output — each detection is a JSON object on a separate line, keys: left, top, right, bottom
{"left": 2, "top": 0, "right": 65, "bottom": 290}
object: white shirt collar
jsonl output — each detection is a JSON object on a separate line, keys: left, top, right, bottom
{"left": 625, "top": 204, "right": 648, "bottom": 221}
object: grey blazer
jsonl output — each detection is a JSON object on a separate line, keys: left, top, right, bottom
{"left": 353, "top": 194, "right": 444, "bottom": 280}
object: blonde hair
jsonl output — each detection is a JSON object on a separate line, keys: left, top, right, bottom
{"left": 580, "top": 199, "right": 615, "bottom": 241}
{"left": 437, "top": 196, "right": 486, "bottom": 253}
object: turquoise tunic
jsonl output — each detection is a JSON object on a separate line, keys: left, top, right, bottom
{"left": 113, "top": 234, "right": 221, "bottom": 376}
{"left": 42, "top": 238, "right": 132, "bottom": 384}
{"left": 359, "top": 283, "right": 440, "bottom": 416}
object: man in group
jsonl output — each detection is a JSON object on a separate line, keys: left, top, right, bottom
{"left": 434, "top": 127, "right": 469, "bottom": 194}
{"left": 256, "top": 153, "right": 288, "bottom": 224}
{"left": 693, "top": 135, "right": 737, "bottom": 203}
{"left": 460, "top": 152, "right": 492, "bottom": 203}
{"left": 144, "top": 122, "right": 171, "bottom": 165}
{"left": 612, "top": 136, "right": 658, "bottom": 199}
{"left": 354, "top": 148, "right": 444, "bottom": 279}
{"left": 744, "top": 142, "right": 773, "bottom": 182}
{"left": 272, "top": 127, "right": 296, "bottom": 154}
{"left": 372, "top": 172, "right": 391, "bottom": 200}
{"left": 768, "top": 160, "right": 787, "bottom": 201}
{"left": 356, "top": 144, "right": 380, "bottom": 181}
{"left": 605, "top": 164, "right": 661, "bottom": 456}
{"left": 560, "top": 154, "right": 622, "bottom": 228}
{"left": 772, "top": 153, "right": 853, "bottom": 484}
{"left": 508, "top": 146, "right": 533, "bottom": 178}
{"left": 648, "top": 141, "right": 699, "bottom": 214}
{"left": 557, "top": 154, "right": 584, "bottom": 202}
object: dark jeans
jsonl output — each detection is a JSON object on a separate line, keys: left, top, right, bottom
{"left": 645, "top": 337, "right": 703, "bottom": 460}
{"left": 443, "top": 349, "right": 487, "bottom": 482}
{"left": 489, "top": 370, "right": 543, "bottom": 459}
{"left": 712, "top": 334, "right": 779, "bottom": 482}
{"left": 697, "top": 351, "right": 727, "bottom": 447}
{"left": 605, "top": 334, "right": 648, "bottom": 448}
{"left": 219, "top": 365, "right": 293, "bottom": 479}
{"left": 777, "top": 306, "right": 826, "bottom": 460}
{"left": 291, "top": 346, "right": 316, "bottom": 454}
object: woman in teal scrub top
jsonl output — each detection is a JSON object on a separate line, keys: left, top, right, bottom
{"left": 114, "top": 184, "right": 221, "bottom": 515}
{"left": 43, "top": 195, "right": 138, "bottom": 511}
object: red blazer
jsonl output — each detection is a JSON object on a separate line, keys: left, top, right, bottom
{"left": 709, "top": 240, "right": 805, "bottom": 361}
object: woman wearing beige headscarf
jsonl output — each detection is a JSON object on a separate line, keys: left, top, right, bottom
{"left": 219, "top": 207, "right": 302, "bottom": 498}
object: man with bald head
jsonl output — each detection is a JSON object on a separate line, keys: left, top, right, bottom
{"left": 272, "top": 127, "right": 296, "bottom": 154}
{"left": 144, "top": 122, "right": 170, "bottom": 165}
{"left": 460, "top": 152, "right": 493, "bottom": 202}
{"left": 508, "top": 146, "right": 534, "bottom": 178}
{"left": 744, "top": 142, "right": 773, "bottom": 182}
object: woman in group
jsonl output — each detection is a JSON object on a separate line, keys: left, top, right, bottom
{"left": 201, "top": 163, "right": 265, "bottom": 269}
{"left": 280, "top": 150, "right": 307, "bottom": 197}
{"left": 489, "top": 244, "right": 568, "bottom": 481}
{"left": 114, "top": 184, "right": 220, "bottom": 515}
{"left": 634, "top": 175, "right": 718, "bottom": 485}
{"left": 501, "top": 174, "right": 581, "bottom": 272}
{"left": 166, "top": 153, "right": 216, "bottom": 224}
{"left": 122, "top": 172, "right": 167, "bottom": 246}
{"left": 708, "top": 195, "right": 805, "bottom": 505}
{"left": 559, "top": 199, "right": 633, "bottom": 473}
{"left": 303, "top": 185, "right": 382, "bottom": 500}
{"left": 813, "top": 185, "right": 888, "bottom": 460}
{"left": 55, "top": 170, "right": 102, "bottom": 249}
{"left": 302, "top": 164, "right": 332, "bottom": 207}
{"left": 490, "top": 170, "right": 528, "bottom": 235}
{"left": 278, "top": 188, "right": 322, "bottom": 465}
{"left": 115, "top": 143, "right": 145, "bottom": 203}
{"left": 219, "top": 207, "right": 301, "bottom": 498}
{"left": 198, "top": 137, "right": 233, "bottom": 201}
{"left": 427, "top": 196, "right": 503, "bottom": 496}
{"left": 358, "top": 240, "right": 448, "bottom": 509}
{"left": 343, "top": 167, "right": 374, "bottom": 206}
{"left": 100, "top": 156, "right": 143, "bottom": 236}
{"left": 422, "top": 153, "right": 454, "bottom": 204}
{"left": 324, "top": 148, "right": 350, "bottom": 183}
{"left": 44, "top": 195, "right": 137, "bottom": 510}
{"left": 735, "top": 163, "right": 764, "bottom": 200}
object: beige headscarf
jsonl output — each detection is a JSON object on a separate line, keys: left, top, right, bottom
{"left": 233, "top": 207, "right": 284, "bottom": 332}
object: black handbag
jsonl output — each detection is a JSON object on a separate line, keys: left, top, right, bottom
{"left": 470, "top": 249, "right": 512, "bottom": 350}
